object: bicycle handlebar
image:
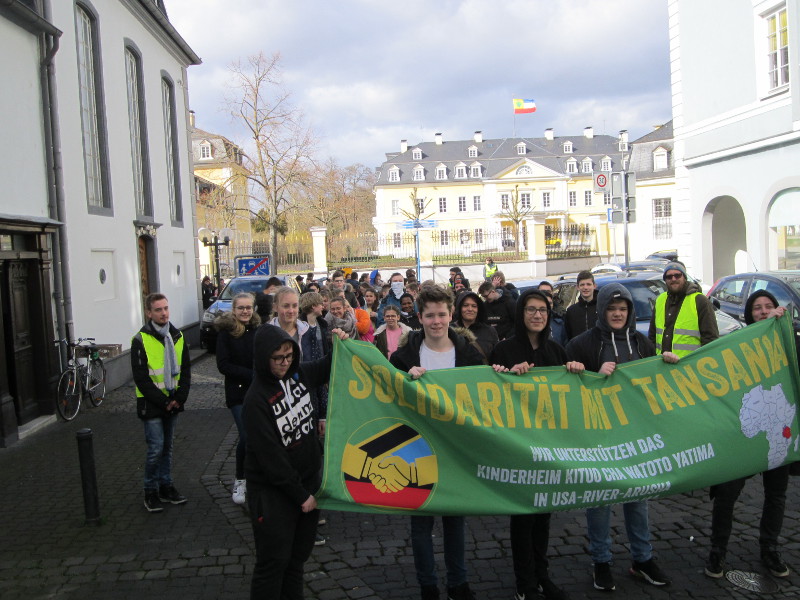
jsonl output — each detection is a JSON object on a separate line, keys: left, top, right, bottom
{"left": 53, "top": 337, "right": 97, "bottom": 347}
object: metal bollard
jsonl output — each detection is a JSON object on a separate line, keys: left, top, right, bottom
{"left": 76, "top": 428, "right": 101, "bottom": 526}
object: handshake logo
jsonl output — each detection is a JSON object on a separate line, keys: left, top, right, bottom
{"left": 341, "top": 420, "right": 438, "bottom": 510}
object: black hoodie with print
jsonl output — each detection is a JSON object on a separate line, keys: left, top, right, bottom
{"left": 565, "top": 283, "right": 655, "bottom": 371}
{"left": 243, "top": 324, "right": 331, "bottom": 504}
{"left": 490, "top": 289, "right": 567, "bottom": 368}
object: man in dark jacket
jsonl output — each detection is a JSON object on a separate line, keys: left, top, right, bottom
{"left": 648, "top": 261, "right": 718, "bottom": 355}
{"left": 243, "top": 324, "right": 345, "bottom": 600}
{"left": 704, "top": 289, "right": 792, "bottom": 579}
{"left": 565, "top": 283, "right": 671, "bottom": 592}
{"left": 131, "top": 293, "right": 191, "bottom": 513}
{"left": 489, "top": 289, "right": 571, "bottom": 600}
{"left": 564, "top": 270, "right": 598, "bottom": 340}
{"left": 390, "top": 286, "right": 484, "bottom": 600}
{"left": 478, "top": 281, "right": 516, "bottom": 340}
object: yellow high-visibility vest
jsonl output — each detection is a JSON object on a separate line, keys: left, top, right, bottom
{"left": 654, "top": 292, "right": 701, "bottom": 357}
{"left": 134, "top": 331, "right": 184, "bottom": 397}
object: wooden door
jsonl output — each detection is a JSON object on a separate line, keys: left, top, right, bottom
{"left": 138, "top": 236, "right": 151, "bottom": 313}
{"left": 3, "top": 261, "right": 38, "bottom": 423}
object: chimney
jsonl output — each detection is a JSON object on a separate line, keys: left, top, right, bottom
{"left": 473, "top": 131, "right": 483, "bottom": 143}
{"left": 189, "top": 110, "right": 196, "bottom": 128}
{"left": 400, "top": 139, "right": 408, "bottom": 153}
{"left": 434, "top": 132, "right": 443, "bottom": 145}
{"left": 545, "top": 128, "right": 554, "bottom": 141}
{"left": 619, "top": 130, "right": 629, "bottom": 144}
{"left": 584, "top": 126, "right": 594, "bottom": 139}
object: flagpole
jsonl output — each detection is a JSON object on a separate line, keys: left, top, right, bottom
{"left": 513, "top": 113, "right": 516, "bottom": 137}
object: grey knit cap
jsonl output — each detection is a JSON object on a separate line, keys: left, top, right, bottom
{"left": 662, "top": 261, "right": 687, "bottom": 280}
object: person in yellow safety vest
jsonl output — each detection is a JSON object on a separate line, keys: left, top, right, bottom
{"left": 483, "top": 257, "right": 498, "bottom": 281}
{"left": 648, "top": 261, "right": 718, "bottom": 357}
{"left": 132, "top": 293, "right": 191, "bottom": 514}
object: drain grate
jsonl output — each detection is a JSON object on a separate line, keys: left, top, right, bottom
{"left": 725, "top": 570, "right": 780, "bottom": 593}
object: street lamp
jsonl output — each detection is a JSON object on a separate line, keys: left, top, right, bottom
{"left": 199, "top": 227, "right": 231, "bottom": 289}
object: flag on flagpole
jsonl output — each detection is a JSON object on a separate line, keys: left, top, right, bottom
{"left": 513, "top": 99, "right": 536, "bottom": 114}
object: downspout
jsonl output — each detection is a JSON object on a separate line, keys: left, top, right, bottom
{"left": 39, "top": 0, "right": 74, "bottom": 348}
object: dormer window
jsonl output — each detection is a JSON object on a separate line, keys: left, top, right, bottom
{"left": 468, "top": 146, "right": 478, "bottom": 158}
{"left": 581, "top": 158, "right": 593, "bottom": 173}
{"left": 653, "top": 147, "right": 668, "bottom": 171}
{"left": 388, "top": 166, "right": 400, "bottom": 182}
{"left": 470, "top": 162, "right": 482, "bottom": 178}
{"left": 413, "top": 165, "right": 425, "bottom": 181}
{"left": 199, "top": 141, "right": 212, "bottom": 160}
{"left": 565, "top": 158, "right": 577, "bottom": 174}
{"left": 563, "top": 141, "right": 573, "bottom": 153}
{"left": 600, "top": 157, "right": 612, "bottom": 171}
{"left": 435, "top": 164, "right": 447, "bottom": 180}
{"left": 412, "top": 148, "right": 422, "bottom": 160}
{"left": 516, "top": 142, "right": 526, "bottom": 155}
{"left": 455, "top": 162, "right": 466, "bottom": 178}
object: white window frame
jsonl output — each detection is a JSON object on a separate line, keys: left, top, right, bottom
{"left": 581, "top": 158, "right": 592, "bottom": 173}
{"left": 765, "top": 6, "right": 790, "bottom": 91}
{"left": 566, "top": 159, "right": 577, "bottom": 174}
{"left": 653, "top": 148, "right": 668, "bottom": 171}
{"left": 468, "top": 146, "right": 478, "bottom": 158}
{"left": 199, "top": 142, "right": 211, "bottom": 160}
{"left": 520, "top": 192, "right": 531, "bottom": 209}
{"left": 473, "top": 195, "right": 481, "bottom": 211}
{"left": 436, "top": 166, "right": 446, "bottom": 180}
{"left": 584, "top": 190, "right": 592, "bottom": 206}
{"left": 603, "top": 192, "right": 611, "bottom": 206}
{"left": 440, "top": 230, "right": 450, "bottom": 246}
{"left": 413, "top": 166, "right": 424, "bottom": 181}
{"left": 569, "top": 191, "right": 577, "bottom": 207}
{"left": 439, "top": 197, "right": 447, "bottom": 213}
{"left": 500, "top": 193, "right": 510, "bottom": 210}
{"left": 455, "top": 165, "right": 466, "bottom": 178}
{"left": 601, "top": 157, "right": 612, "bottom": 171}
{"left": 412, "top": 148, "right": 422, "bottom": 160}
{"left": 391, "top": 199, "right": 400, "bottom": 216}
{"left": 516, "top": 143, "right": 526, "bottom": 155}
{"left": 474, "top": 228, "right": 484, "bottom": 244}
{"left": 125, "top": 46, "right": 151, "bottom": 217}
{"left": 470, "top": 165, "right": 481, "bottom": 178}
{"left": 652, "top": 197, "right": 672, "bottom": 240}
{"left": 542, "top": 191, "right": 551, "bottom": 208}
{"left": 393, "top": 232, "right": 402, "bottom": 248}
{"left": 162, "top": 77, "right": 182, "bottom": 224}
{"left": 388, "top": 167, "right": 399, "bottom": 182}
{"left": 563, "top": 141, "right": 573, "bottom": 153}
{"left": 458, "top": 196, "right": 466, "bottom": 212}
{"left": 515, "top": 165, "right": 533, "bottom": 176}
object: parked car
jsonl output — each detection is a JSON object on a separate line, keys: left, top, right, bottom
{"left": 200, "top": 274, "right": 296, "bottom": 351}
{"left": 645, "top": 250, "right": 679, "bottom": 261}
{"left": 591, "top": 261, "right": 711, "bottom": 293}
{"left": 707, "top": 271, "right": 800, "bottom": 331}
{"left": 551, "top": 271, "right": 742, "bottom": 338}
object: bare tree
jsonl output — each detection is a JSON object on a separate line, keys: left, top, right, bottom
{"left": 227, "top": 52, "right": 316, "bottom": 260}
{"left": 496, "top": 184, "right": 535, "bottom": 255}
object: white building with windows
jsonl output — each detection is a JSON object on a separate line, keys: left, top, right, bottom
{"left": 669, "top": 0, "right": 800, "bottom": 280}
{"left": 0, "top": 0, "right": 200, "bottom": 445}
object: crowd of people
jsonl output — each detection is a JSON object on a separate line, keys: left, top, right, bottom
{"left": 134, "top": 258, "right": 797, "bottom": 600}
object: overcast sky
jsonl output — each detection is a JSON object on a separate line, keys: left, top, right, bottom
{"left": 166, "top": 0, "right": 672, "bottom": 169}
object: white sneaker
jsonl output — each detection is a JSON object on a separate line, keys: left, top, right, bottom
{"left": 232, "top": 479, "right": 246, "bottom": 505}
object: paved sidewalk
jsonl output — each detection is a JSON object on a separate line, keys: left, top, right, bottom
{"left": 2, "top": 354, "right": 800, "bottom": 599}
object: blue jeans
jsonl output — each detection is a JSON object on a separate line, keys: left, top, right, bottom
{"left": 230, "top": 404, "right": 247, "bottom": 480}
{"left": 586, "top": 501, "right": 652, "bottom": 564}
{"left": 143, "top": 415, "right": 177, "bottom": 491}
{"left": 410, "top": 515, "right": 467, "bottom": 588}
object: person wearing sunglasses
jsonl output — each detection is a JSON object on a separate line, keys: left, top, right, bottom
{"left": 242, "top": 323, "right": 347, "bottom": 599}
{"left": 648, "top": 262, "right": 718, "bottom": 357}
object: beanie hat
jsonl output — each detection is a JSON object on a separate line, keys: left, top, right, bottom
{"left": 663, "top": 262, "right": 687, "bottom": 280}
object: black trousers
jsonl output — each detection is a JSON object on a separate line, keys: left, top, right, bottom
{"left": 510, "top": 513, "right": 552, "bottom": 594}
{"left": 709, "top": 465, "right": 790, "bottom": 556}
{"left": 249, "top": 487, "right": 318, "bottom": 600}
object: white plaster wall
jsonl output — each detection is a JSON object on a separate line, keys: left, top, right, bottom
{"left": 0, "top": 24, "right": 49, "bottom": 218}
{"left": 50, "top": 0, "right": 199, "bottom": 347}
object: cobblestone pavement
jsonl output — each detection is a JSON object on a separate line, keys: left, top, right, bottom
{"left": 2, "top": 354, "right": 800, "bottom": 599}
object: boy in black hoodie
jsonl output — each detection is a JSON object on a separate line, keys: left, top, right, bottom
{"left": 243, "top": 324, "right": 345, "bottom": 600}
{"left": 704, "top": 290, "right": 793, "bottom": 579}
{"left": 565, "top": 283, "right": 672, "bottom": 592}
{"left": 490, "top": 289, "right": 575, "bottom": 600}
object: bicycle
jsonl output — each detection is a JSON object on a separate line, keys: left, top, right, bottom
{"left": 53, "top": 337, "right": 107, "bottom": 421}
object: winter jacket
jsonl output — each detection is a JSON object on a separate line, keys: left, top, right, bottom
{"left": 566, "top": 283, "right": 655, "bottom": 371}
{"left": 389, "top": 327, "right": 486, "bottom": 372}
{"left": 453, "top": 291, "right": 500, "bottom": 359}
{"left": 242, "top": 325, "right": 332, "bottom": 504}
{"left": 131, "top": 321, "right": 191, "bottom": 420}
{"left": 483, "top": 290, "right": 516, "bottom": 341}
{"left": 490, "top": 289, "right": 567, "bottom": 369}
{"left": 255, "top": 291, "right": 273, "bottom": 321}
{"left": 374, "top": 322, "right": 412, "bottom": 358}
{"left": 564, "top": 289, "right": 598, "bottom": 340}
{"left": 214, "top": 312, "right": 257, "bottom": 408}
{"left": 647, "top": 281, "right": 718, "bottom": 352}
{"left": 268, "top": 317, "right": 310, "bottom": 359}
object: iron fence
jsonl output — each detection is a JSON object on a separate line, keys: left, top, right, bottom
{"left": 544, "top": 225, "right": 595, "bottom": 259}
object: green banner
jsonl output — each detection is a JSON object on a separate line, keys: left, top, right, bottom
{"left": 319, "top": 315, "right": 800, "bottom": 516}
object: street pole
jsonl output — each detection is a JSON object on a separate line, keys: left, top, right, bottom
{"left": 622, "top": 172, "right": 630, "bottom": 268}
{"left": 414, "top": 220, "right": 421, "bottom": 281}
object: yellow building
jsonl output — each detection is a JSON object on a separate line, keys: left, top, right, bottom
{"left": 191, "top": 114, "right": 252, "bottom": 277}
{"left": 372, "top": 128, "right": 630, "bottom": 259}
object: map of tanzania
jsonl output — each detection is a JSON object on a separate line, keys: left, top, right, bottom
{"left": 740, "top": 384, "right": 797, "bottom": 469}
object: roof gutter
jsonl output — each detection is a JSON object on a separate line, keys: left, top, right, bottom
{"left": 137, "top": 0, "right": 202, "bottom": 66}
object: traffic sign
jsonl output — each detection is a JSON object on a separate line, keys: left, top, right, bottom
{"left": 400, "top": 219, "right": 438, "bottom": 229}
{"left": 237, "top": 256, "right": 270, "bottom": 275}
{"left": 594, "top": 172, "right": 609, "bottom": 194}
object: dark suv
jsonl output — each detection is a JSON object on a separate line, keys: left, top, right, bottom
{"left": 552, "top": 271, "right": 741, "bottom": 337}
{"left": 707, "top": 271, "right": 800, "bottom": 330}
{"left": 200, "top": 275, "right": 294, "bottom": 351}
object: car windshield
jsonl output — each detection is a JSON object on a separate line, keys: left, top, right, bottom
{"left": 615, "top": 280, "right": 666, "bottom": 320}
{"left": 777, "top": 274, "right": 800, "bottom": 295}
{"left": 219, "top": 279, "right": 268, "bottom": 301}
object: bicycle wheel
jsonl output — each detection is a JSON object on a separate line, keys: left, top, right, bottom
{"left": 87, "top": 358, "right": 106, "bottom": 407}
{"left": 56, "top": 369, "right": 81, "bottom": 421}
